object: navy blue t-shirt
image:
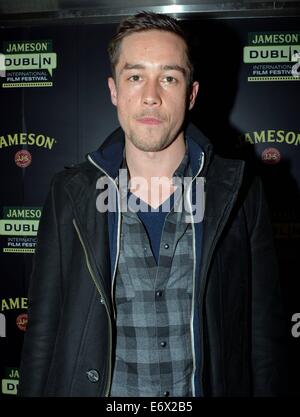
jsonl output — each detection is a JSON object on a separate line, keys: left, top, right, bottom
{"left": 128, "top": 192, "right": 175, "bottom": 264}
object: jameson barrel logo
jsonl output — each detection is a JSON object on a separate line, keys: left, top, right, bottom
{"left": 14, "top": 149, "right": 32, "bottom": 168}
{"left": 0, "top": 207, "right": 41, "bottom": 253}
{"left": 243, "top": 32, "right": 300, "bottom": 81}
{"left": 1, "top": 40, "right": 57, "bottom": 88}
{"left": 261, "top": 147, "right": 281, "bottom": 165}
{"left": 16, "top": 313, "right": 28, "bottom": 332}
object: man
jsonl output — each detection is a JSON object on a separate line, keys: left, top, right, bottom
{"left": 18, "top": 12, "right": 286, "bottom": 397}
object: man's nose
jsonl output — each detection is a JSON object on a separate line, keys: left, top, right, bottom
{"left": 142, "top": 80, "right": 162, "bottom": 106}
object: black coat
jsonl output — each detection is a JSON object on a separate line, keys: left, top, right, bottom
{"left": 18, "top": 126, "right": 287, "bottom": 396}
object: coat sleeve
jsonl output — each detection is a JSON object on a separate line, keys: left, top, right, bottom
{"left": 246, "top": 177, "right": 288, "bottom": 396}
{"left": 18, "top": 175, "right": 64, "bottom": 396}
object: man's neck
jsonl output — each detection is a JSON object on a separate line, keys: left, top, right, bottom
{"left": 124, "top": 134, "right": 186, "bottom": 209}
{"left": 125, "top": 135, "right": 186, "bottom": 181}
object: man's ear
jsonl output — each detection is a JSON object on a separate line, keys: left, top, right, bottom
{"left": 188, "top": 81, "right": 199, "bottom": 110}
{"left": 108, "top": 77, "right": 117, "bottom": 106}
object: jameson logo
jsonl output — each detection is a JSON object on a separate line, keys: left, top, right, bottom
{"left": 1, "top": 297, "right": 28, "bottom": 311}
{"left": 1, "top": 40, "right": 57, "bottom": 88}
{"left": 1, "top": 368, "right": 19, "bottom": 396}
{"left": 0, "top": 206, "right": 41, "bottom": 236}
{"left": 243, "top": 32, "right": 300, "bottom": 82}
{"left": 0, "top": 132, "right": 56, "bottom": 150}
{"left": 238, "top": 130, "right": 300, "bottom": 147}
{"left": 0, "top": 207, "right": 41, "bottom": 253}
{"left": 249, "top": 33, "right": 300, "bottom": 45}
{"left": 5, "top": 41, "right": 51, "bottom": 52}
{"left": 3, "top": 207, "right": 42, "bottom": 219}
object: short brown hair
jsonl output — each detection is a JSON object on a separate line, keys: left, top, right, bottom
{"left": 108, "top": 11, "right": 194, "bottom": 86}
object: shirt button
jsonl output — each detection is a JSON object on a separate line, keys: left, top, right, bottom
{"left": 164, "top": 243, "right": 169, "bottom": 249}
{"left": 160, "top": 341, "right": 167, "bottom": 347}
{"left": 156, "top": 290, "right": 163, "bottom": 297}
{"left": 86, "top": 369, "right": 100, "bottom": 383}
{"left": 163, "top": 391, "right": 170, "bottom": 397}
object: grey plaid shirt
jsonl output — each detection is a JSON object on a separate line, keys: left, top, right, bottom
{"left": 110, "top": 149, "right": 194, "bottom": 397}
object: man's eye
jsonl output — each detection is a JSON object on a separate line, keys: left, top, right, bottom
{"left": 129, "top": 75, "right": 141, "bottom": 82}
{"left": 163, "top": 76, "right": 177, "bottom": 83}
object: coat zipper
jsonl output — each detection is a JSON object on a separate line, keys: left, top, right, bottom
{"left": 73, "top": 218, "right": 112, "bottom": 397}
{"left": 87, "top": 154, "right": 122, "bottom": 321}
{"left": 186, "top": 152, "right": 205, "bottom": 397}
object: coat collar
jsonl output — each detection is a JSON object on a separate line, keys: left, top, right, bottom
{"left": 87, "top": 123, "right": 212, "bottom": 180}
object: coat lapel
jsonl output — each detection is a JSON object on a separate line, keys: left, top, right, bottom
{"left": 199, "top": 156, "right": 245, "bottom": 298}
{"left": 65, "top": 168, "right": 112, "bottom": 309}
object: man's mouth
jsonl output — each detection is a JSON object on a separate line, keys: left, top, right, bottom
{"left": 136, "top": 117, "right": 162, "bottom": 125}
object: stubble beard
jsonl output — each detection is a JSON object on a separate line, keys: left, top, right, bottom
{"left": 126, "top": 130, "right": 174, "bottom": 152}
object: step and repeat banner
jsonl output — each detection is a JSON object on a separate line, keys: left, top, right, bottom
{"left": 0, "top": 17, "right": 299, "bottom": 396}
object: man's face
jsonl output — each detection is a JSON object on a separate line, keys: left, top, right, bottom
{"left": 108, "top": 30, "right": 199, "bottom": 152}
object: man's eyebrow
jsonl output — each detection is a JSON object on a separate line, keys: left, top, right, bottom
{"left": 121, "top": 63, "right": 145, "bottom": 72}
{"left": 161, "top": 65, "right": 186, "bottom": 76}
{"left": 121, "top": 63, "right": 186, "bottom": 76}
